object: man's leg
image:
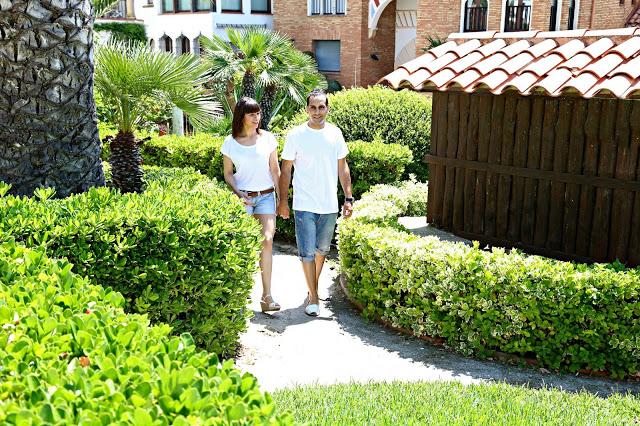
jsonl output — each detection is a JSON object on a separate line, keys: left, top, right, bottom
{"left": 313, "top": 213, "right": 338, "bottom": 299}
{"left": 294, "top": 211, "right": 319, "bottom": 305}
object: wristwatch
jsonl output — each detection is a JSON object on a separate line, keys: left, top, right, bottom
{"left": 344, "top": 197, "right": 354, "bottom": 203}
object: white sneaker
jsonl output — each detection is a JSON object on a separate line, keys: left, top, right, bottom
{"left": 305, "top": 304, "right": 319, "bottom": 317}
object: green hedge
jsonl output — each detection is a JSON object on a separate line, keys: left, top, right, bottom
{"left": 287, "top": 86, "right": 432, "bottom": 180}
{"left": 94, "top": 22, "right": 147, "bottom": 43}
{"left": 0, "top": 167, "right": 261, "bottom": 356}
{"left": 0, "top": 242, "right": 291, "bottom": 424}
{"left": 141, "top": 134, "right": 412, "bottom": 241}
{"left": 338, "top": 182, "right": 640, "bottom": 378}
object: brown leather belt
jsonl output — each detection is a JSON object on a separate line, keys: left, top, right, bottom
{"left": 243, "top": 187, "right": 275, "bottom": 197}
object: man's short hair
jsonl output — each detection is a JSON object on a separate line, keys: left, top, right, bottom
{"left": 306, "top": 89, "right": 329, "bottom": 107}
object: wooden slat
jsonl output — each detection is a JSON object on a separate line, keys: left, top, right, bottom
{"left": 590, "top": 99, "right": 617, "bottom": 261}
{"left": 453, "top": 93, "right": 470, "bottom": 232}
{"left": 533, "top": 99, "right": 558, "bottom": 247}
{"left": 472, "top": 94, "right": 492, "bottom": 234}
{"left": 496, "top": 94, "right": 517, "bottom": 239}
{"left": 521, "top": 97, "right": 544, "bottom": 245}
{"left": 547, "top": 98, "right": 572, "bottom": 250}
{"left": 428, "top": 92, "right": 449, "bottom": 226}
{"left": 463, "top": 94, "right": 480, "bottom": 233}
{"left": 508, "top": 96, "right": 531, "bottom": 242}
{"left": 576, "top": 99, "right": 602, "bottom": 257}
{"left": 442, "top": 93, "right": 460, "bottom": 230}
{"left": 608, "top": 101, "right": 633, "bottom": 262}
{"left": 627, "top": 101, "right": 640, "bottom": 265}
{"left": 562, "top": 98, "right": 587, "bottom": 254}
{"left": 484, "top": 95, "right": 505, "bottom": 238}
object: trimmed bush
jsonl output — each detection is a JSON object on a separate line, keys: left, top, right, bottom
{"left": 0, "top": 167, "right": 261, "bottom": 356}
{"left": 339, "top": 182, "right": 640, "bottom": 378}
{"left": 0, "top": 242, "right": 291, "bottom": 424}
{"left": 94, "top": 22, "right": 146, "bottom": 43}
{"left": 142, "top": 133, "right": 225, "bottom": 178}
{"left": 287, "top": 86, "right": 432, "bottom": 180}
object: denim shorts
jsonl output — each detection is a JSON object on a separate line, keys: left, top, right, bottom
{"left": 294, "top": 210, "right": 338, "bottom": 262}
{"left": 245, "top": 192, "right": 276, "bottom": 215}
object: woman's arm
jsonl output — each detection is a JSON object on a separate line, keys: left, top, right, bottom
{"left": 223, "top": 155, "right": 253, "bottom": 205}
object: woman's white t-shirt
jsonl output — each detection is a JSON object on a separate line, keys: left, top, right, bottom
{"left": 220, "top": 131, "right": 278, "bottom": 191}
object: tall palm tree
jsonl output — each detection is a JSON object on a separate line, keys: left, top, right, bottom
{"left": 95, "top": 41, "right": 220, "bottom": 193}
{"left": 0, "top": 0, "right": 108, "bottom": 197}
{"left": 201, "top": 28, "right": 326, "bottom": 130}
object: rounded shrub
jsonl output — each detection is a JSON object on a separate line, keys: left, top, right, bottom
{"left": 339, "top": 182, "right": 640, "bottom": 378}
{"left": 0, "top": 242, "right": 291, "bottom": 424}
{"left": 288, "top": 86, "right": 432, "bottom": 180}
{"left": 0, "top": 167, "right": 262, "bottom": 356}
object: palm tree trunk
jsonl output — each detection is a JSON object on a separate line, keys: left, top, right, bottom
{"left": 241, "top": 72, "right": 256, "bottom": 100}
{"left": 109, "top": 131, "right": 144, "bottom": 193}
{"left": 0, "top": 0, "right": 105, "bottom": 198}
{"left": 259, "top": 85, "right": 277, "bottom": 130}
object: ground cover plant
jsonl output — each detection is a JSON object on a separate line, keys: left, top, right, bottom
{"left": 287, "top": 86, "right": 432, "bottom": 180}
{"left": 0, "top": 167, "right": 261, "bottom": 356}
{"left": 273, "top": 381, "right": 640, "bottom": 425}
{"left": 338, "top": 182, "right": 640, "bottom": 377}
{"left": 0, "top": 242, "right": 291, "bottom": 424}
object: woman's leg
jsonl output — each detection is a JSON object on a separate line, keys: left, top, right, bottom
{"left": 255, "top": 214, "right": 276, "bottom": 299}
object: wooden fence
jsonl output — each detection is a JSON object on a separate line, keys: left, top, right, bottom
{"left": 426, "top": 91, "right": 640, "bottom": 266}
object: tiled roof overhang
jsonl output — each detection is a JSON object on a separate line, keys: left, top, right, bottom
{"left": 379, "top": 28, "right": 640, "bottom": 100}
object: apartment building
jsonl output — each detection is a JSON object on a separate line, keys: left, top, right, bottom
{"left": 276, "top": 1, "right": 640, "bottom": 87}
{"left": 100, "top": 0, "right": 274, "bottom": 54}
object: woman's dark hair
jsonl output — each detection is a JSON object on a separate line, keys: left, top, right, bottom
{"left": 232, "top": 97, "right": 261, "bottom": 138}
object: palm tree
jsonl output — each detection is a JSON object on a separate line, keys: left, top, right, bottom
{"left": 94, "top": 41, "right": 220, "bottom": 193}
{"left": 0, "top": 0, "right": 108, "bottom": 197}
{"left": 201, "top": 28, "right": 326, "bottom": 130}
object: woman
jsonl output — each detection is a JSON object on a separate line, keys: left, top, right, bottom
{"left": 221, "top": 97, "right": 281, "bottom": 312}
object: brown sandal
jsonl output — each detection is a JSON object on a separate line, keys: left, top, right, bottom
{"left": 260, "top": 294, "right": 281, "bottom": 312}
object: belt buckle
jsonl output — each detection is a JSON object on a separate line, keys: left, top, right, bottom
{"left": 256, "top": 190, "right": 262, "bottom": 196}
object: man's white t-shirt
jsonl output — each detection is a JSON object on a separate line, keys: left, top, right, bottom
{"left": 220, "top": 131, "right": 278, "bottom": 191}
{"left": 281, "top": 122, "right": 349, "bottom": 214}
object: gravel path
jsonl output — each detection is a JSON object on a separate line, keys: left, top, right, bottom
{"left": 236, "top": 226, "right": 640, "bottom": 396}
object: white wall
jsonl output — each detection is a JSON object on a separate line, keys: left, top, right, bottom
{"left": 395, "top": 0, "right": 416, "bottom": 67}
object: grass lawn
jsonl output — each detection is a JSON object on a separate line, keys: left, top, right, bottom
{"left": 272, "top": 381, "right": 640, "bottom": 425}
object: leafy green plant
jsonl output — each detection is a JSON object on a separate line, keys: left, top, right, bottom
{"left": 0, "top": 167, "right": 261, "bottom": 356}
{"left": 94, "top": 22, "right": 146, "bottom": 43}
{"left": 0, "top": 241, "right": 291, "bottom": 424}
{"left": 339, "top": 182, "right": 640, "bottom": 378}
{"left": 287, "top": 86, "right": 432, "bottom": 180}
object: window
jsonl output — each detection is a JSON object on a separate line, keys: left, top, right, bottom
{"left": 162, "top": 0, "right": 214, "bottom": 13}
{"left": 503, "top": 0, "right": 531, "bottom": 32}
{"left": 178, "top": 36, "right": 191, "bottom": 54}
{"left": 567, "top": 0, "right": 578, "bottom": 30}
{"left": 221, "top": 0, "right": 242, "bottom": 11}
{"left": 160, "top": 35, "right": 173, "bottom": 53}
{"left": 251, "top": 0, "right": 271, "bottom": 13}
{"left": 309, "top": 0, "right": 346, "bottom": 15}
{"left": 463, "top": 0, "right": 488, "bottom": 32}
{"left": 149, "top": 39, "right": 156, "bottom": 50}
{"left": 314, "top": 40, "right": 340, "bottom": 72}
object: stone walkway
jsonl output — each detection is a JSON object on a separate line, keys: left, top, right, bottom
{"left": 236, "top": 222, "right": 640, "bottom": 396}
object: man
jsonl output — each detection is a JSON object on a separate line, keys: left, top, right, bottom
{"left": 277, "top": 89, "right": 353, "bottom": 317}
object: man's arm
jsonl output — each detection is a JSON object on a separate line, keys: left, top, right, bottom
{"left": 338, "top": 158, "right": 353, "bottom": 218}
{"left": 277, "top": 159, "right": 293, "bottom": 219}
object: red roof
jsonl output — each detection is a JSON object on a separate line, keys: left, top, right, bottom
{"left": 380, "top": 28, "right": 640, "bottom": 99}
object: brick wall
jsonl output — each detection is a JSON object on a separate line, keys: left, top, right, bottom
{"left": 274, "top": 0, "right": 396, "bottom": 88}
{"left": 417, "top": 0, "right": 636, "bottom": 54}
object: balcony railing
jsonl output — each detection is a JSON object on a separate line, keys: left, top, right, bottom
{"left": 464, "top": 5, "right": 488, "bottom": 32}
{"left": 504, "top": 3, "right": 531, "bottom": 32}
{"left": 310, "top": 0, "right": 346, "bottom": 15}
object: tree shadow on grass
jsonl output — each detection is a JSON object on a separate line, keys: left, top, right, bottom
{"left": 325, "top": 273, "right": 640, "bottom": 398}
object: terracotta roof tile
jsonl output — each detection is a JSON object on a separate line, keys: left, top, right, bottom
{"left": 583, "top": 53, "right": 625, "bottom": 77}
{"left": 380, "top": 29, "right": 640, "bottom": 100}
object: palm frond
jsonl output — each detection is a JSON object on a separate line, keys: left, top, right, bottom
{"left": 93, "top": 0, "right": 121, "bottom": 18}
{"left": 95, "top": 40, "right": 221, "bottom": 132}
